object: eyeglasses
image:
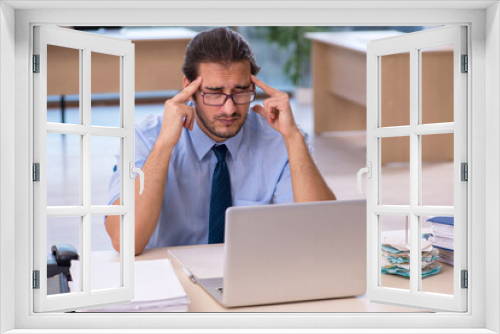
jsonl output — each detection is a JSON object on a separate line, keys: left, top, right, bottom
{"left": 199, "top": 89, "right": 256, "bottom": 106}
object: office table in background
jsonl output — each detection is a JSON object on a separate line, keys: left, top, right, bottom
{"left": 306, "top": 31, "right": 454, "bottom": 164}
{"left": 47, "top": 27, "right": 196, "bottom": 97}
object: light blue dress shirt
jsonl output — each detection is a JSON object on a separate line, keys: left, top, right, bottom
{"left": 108, "top": 110, "right": 311, "bottom": 248}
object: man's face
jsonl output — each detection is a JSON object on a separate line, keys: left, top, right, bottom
{"left": 187, "top": 61, "right": 253, "bottom": 142}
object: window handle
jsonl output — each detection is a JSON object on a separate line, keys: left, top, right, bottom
{"left": 129, "top": 162, "right": 145, "bottom": 195}
{"left": 357, "top": 162, "right": 372, "bottom": 195}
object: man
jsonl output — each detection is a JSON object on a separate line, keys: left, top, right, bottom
{"left": 106, "top": 27, "right": 335, "bottom": 255}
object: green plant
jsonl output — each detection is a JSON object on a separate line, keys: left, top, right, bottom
{"left": 258, "top": 26, "right": 330, "bottom": 87}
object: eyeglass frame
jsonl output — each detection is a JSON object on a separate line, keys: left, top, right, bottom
{"left": 198, "top": 86, "right": 256, "bottom": 106}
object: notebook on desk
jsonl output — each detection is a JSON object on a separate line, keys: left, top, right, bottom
{"left": 169, "top": 199, "right": 367, "bottom": 308}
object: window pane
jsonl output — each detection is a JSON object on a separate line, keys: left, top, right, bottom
{"left": 91, "top": 52, "right": 121, "bottom": 127}
{"left": 47, "top": 133, "right": 80, "bottom": 206}
{"left": 91, "top": 136, "right": 121, "bottom": 206}
{"left": 47, "top": 216, "right": 81, "bottom": 295}
{"left": 381, "top": 136, "right": 410, "bottom": 205}
{"left": 92, "top": 215, "right": 121, "bottom": 291}
{"left": 420, "top": 216, "right": 454, "bottom": 295}
{"left": 421, "top": 45, "right": 454, "bottom": 124}
{"left": 380, "top": 52, "right": 410, "bottom": 127}
{"left": 47, "top": 45, "right": 80, "bottom": 124}
{"left": 421, "top": 133, "right": 454, "bottom": 206}
{"left": 380, "top": 215, "right": 410, "bottom": 291}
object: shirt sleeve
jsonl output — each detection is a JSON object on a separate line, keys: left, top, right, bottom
{"left": 107, "top": 114, "right": 160, "bottom": 206}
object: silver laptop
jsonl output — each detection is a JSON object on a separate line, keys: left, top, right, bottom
{"left": 197, "top": 199, "right": 367, "bottom": 307}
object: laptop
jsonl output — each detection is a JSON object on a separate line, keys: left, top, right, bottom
{"left": 186, "top": 199, "right": 366, "bottom": 307}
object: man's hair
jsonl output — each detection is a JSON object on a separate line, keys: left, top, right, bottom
{"left": 182, "top": 27, "right": 261, "bottom": 82}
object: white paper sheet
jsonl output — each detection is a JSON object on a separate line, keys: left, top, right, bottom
{"left": 69, "top": 258, "right": 189, "bottom": 312}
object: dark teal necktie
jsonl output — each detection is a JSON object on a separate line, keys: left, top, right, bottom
{"left": 208, "top": 144, "right": 232, "bottom": 244}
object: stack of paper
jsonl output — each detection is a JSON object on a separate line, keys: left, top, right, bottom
{"left": 428, "top": 216, "right": 454, "bottom": 266}
{"left": 69, "top": 259, "right": 190, "bottom": 312}
{"left": 381, "top": 237, "right": 442, "bottom": 278}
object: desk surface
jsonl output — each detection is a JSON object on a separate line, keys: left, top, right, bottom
{"left": 132, "top": 244, "right": 453, "bottom": 313}
{"left": 306, "top": 30, "right": 403, "bottom": 53}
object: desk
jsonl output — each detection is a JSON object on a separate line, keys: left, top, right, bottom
{"left": 48, "top": 27, "right": 196, "bottom": 95}
{"left": 307, "top": 31, "right": 454, "bottom": 164}
{"left": 47, "top": 27, "right": 196, "bottom": 122}
{"left": 134, "top": 244, "right": 452, "bottom": 312}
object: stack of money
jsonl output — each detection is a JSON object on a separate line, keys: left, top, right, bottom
{"left": 381, "top": 238, "right": 442, "bottom": 278}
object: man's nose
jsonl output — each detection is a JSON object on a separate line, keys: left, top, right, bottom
{"left": 221, "top": 96, "right": 237, "bottom": 114}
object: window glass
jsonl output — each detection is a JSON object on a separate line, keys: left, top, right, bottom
{"left": 421, "top": 45, "right": 454, "bottom": 124}
{"left": 91, "top": 136, "right": 121, "bottom": 206}
{"left": 381, "top": 136, "right": 410, "bottom": 205}
{"left": 420, "top": 215, "right": 454, "bottom": 295}
{"left": 47, "top": 45, "right": 80, "bottom": 124}
{"left": 47, "top": 216, "right": 81, "bottom": 294}
{"left": 91, "top": 52, "right": 121, "bottom": 127}
{"left": 381, "top": 52, "right": 410, "bottom": 127}
{"left": 421, "top": 133, "right": 454, "bottom": 206}
{"left": 91, "top": 215, "right": 121, "bottom": 291}
{"left": 380, "top": 215, "right": 410, "bottom": 291}
{"left": 47, "top": 133, "right": 81, "bottom": 206}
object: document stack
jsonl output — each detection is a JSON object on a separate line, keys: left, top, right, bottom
{"left": 381, "top": 237, "right": 442, "bottom": 278}
{"left": 428, "top": 216, "right": 454, "bottom": 266}
{"left": 70, "top": 259, "right": 190, "bottom": 312}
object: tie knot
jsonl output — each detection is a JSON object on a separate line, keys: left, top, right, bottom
{"left": 212, "top": 144, "right": 228, "bottom": 162}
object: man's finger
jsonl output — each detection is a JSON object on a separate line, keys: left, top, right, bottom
{"left": 171, "top": 76, "right": 203, "bottom": 103}
{"left": 251, "top": 75, "right": 281, "bottom": 96}
{"left": 252, "top": 104, "right": 274, "bottom": 123}
{"left": 252, "top": 104, "right": 264, "bottom": 115}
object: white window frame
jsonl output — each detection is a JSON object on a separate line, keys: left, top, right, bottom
{"left": 0, "top": 1, "right": 498, "bottom": 333}
{"left": 366, "top": 26, "right": 468, "bottom": 312}
{"left": 33, "top": 25, "right": 136, "bottom": 313}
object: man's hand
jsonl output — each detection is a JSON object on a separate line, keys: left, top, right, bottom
{"left": 251, "top": 76, "right": 336, "bottom": 202}
{"left": 251, "top": 75, "right": 299, "bottom": 139}
{"left": 159, "top": 76, "right": 203, "bottom": 148}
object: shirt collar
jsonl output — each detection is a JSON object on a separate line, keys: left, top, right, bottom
{"left": 190, "top": 117, "right": 244, "bottom": 162}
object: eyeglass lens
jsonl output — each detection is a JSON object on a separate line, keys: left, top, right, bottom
{"left": 203, "top": 91, "right": 255, "bottom": 106}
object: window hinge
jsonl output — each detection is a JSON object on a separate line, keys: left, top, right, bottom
{"left": 33, "top": 163, "right": 40, "bottom": 182}
{"left": 461, "top": 54, "right": 468, "bottom": 73}
{"left": 33, "top": 270, "right": 40, "bottom": 289}
{"left": 33, "top": 54, "right": 40, "bottom": 73}
{"left": 461, "top": 162, "right": 468, "bottom": 182}
{"left": 461, "top": 270, "right": 468, "bottom": 289}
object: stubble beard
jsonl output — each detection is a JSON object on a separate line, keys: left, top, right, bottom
{"left": 194, "top": 100, "right": 247, "bottom": 140}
